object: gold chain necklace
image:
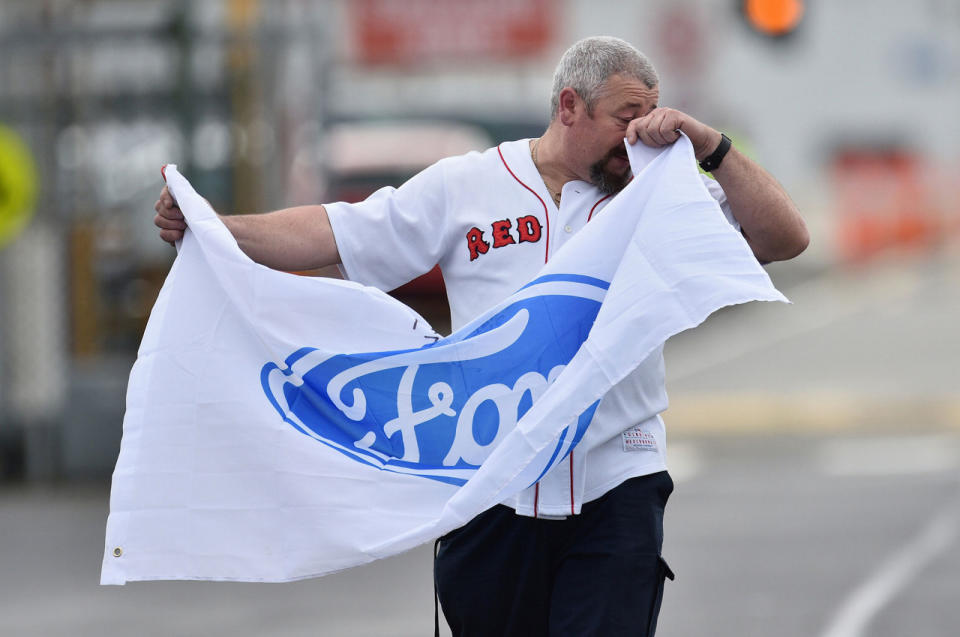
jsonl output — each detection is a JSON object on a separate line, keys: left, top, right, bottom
{"left": 531, "top": 139, "right": 562, "bottom": 206}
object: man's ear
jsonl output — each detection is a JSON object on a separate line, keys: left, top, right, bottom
{"left": 557, "top": 87, "right": 581, "bottom": 126}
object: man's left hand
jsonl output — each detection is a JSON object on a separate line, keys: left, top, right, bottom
{"left": 626, "top": 108, "right": 722, "bottom": 161}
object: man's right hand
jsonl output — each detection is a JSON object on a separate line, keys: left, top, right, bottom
{"left": 154, "top": 185, "right": 187, "bottom": 245}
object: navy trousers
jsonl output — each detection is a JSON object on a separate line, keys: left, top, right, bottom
{"left": 435, "top": 471, "right": 675, "bottom": 636}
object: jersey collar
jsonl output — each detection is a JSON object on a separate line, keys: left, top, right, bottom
{"left": 498, "top": 139, "right": 600, "bottom": 212}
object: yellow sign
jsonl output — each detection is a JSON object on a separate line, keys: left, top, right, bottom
{"left": 0, "top": 124, "right": 39, "bottom": 248}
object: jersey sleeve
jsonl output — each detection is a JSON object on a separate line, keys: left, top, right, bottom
{"left": 326, "top": 161, "right": 449, "bottom": 291}
{"left": 699, "top": 174, "right": 740, "bottom": 232}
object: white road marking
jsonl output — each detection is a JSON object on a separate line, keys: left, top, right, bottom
{"left": 819, "top": 504, "right": 960, "bottom": 637}
{"left": 818, "top": 435, "right": 959, "bottom": 476}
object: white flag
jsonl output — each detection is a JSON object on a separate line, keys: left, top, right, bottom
{"left": 101, "top": 135, "right": 786, "bottom": 584}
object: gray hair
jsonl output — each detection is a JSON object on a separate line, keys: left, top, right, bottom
{"left": 550, "top": 36, "right": 659, "bottom": 119}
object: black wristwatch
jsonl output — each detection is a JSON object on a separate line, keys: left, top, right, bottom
{"left": 698, "top": 133, "right": 732, "bottom": 172}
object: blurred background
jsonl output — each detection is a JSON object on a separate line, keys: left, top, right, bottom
{"left": 0, "top": 1, "right": 957, "bottom": 635}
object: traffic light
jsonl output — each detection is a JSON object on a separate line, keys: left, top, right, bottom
{"left": 741, "top": 0, "right": 805, "bottom": 38}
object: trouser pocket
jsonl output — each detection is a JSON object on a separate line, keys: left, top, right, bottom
{"left": 645, "top": 556, "right": 675, "bottom": 637}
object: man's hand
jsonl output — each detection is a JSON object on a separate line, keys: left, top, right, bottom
{"left": 154, "top": 185, "right": 187, "bottom": 246}
{"left": 625, "top": 107, "right": 722, "bottom": 161}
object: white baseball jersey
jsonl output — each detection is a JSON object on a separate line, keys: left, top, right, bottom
{"left": 326, "top": 138, "right": 736, "bottom": 517}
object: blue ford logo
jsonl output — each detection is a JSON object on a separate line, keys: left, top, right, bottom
{"left": 260, "top": 274, "right": 607, "bottom": 485}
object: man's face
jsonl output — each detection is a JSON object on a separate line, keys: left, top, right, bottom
{"left": 572, "top": 75, "right": 659, "bottom": 194}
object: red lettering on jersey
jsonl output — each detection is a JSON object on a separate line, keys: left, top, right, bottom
{"left": 491, "top": 219, "right": 516, "bottom": 248}
{"left": 466, "top": 227, "right": 490, "bottom": 261}
{"left": 516, "top": 215, "right": 542, "bottom": 243}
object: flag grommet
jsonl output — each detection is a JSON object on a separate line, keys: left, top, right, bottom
{"left": 113, "top": 548, "right": 123, "bottom": 558}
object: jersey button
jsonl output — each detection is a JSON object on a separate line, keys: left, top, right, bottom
{"left": 564, "top": 225, "right": 573, "bottom": 233}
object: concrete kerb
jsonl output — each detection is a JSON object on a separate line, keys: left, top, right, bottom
{"left": 665, "top": 392, "right": 960, "bottom": 436}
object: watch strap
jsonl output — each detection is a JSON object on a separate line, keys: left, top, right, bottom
{"left": 698, "top": 133, "right": 732, "bottom": 172}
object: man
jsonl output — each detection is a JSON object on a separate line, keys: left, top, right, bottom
{"left": 155, "top": 36, "right": 807, "bottom": 637}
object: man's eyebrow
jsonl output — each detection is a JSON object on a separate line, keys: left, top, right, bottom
{"left": 618, "top": 101, "right": 654, "bottom": 111}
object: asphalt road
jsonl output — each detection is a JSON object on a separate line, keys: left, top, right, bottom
{"left": 1, "top": 432, "right": 957, "bottom": 637}
{"left": 2, "top": 249, "right": 957, "bottom": 636}
{"left": 659, "top": 435, "right": 960, "bottom": 637}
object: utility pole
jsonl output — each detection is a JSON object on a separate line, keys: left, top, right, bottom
{"left": 227, "top": 0, "right": 262, "bottom": 213}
